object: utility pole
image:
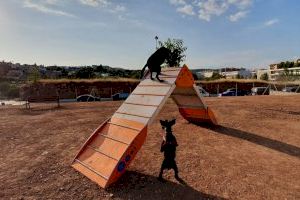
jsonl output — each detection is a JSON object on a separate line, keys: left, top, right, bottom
{"left": 155, "top": 36, "right": 158, "bottom": 49}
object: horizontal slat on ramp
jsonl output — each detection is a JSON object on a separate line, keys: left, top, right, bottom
{"left": 77, "top": 148, "right": 118, "bottom": 178}
{"left": 139, "top": 79, "right": 171, "bottom": 87}
{"left": 101, "top": 124, "right": 138, "bottom": 144}
{"left": 89, "top": 135, "right": 128, "bottom": 160}
{"left": 161, "top": 70, "right": 181, "bottom": 76}
{"left": 112, "top": 113, "right": 149, "bottom": 124}
{"left": 132, "top": 86, "right": 172, "bottom": 96}
{"left": 73, "top": 159, "right": 108, "bottom": 187}
{"left": 110, "top": 117, "right": 145, "bottom": 130}
{"left": 116, "top": 103, "right": 158, "bottom": 118}
{"left": 125, "top": 95, "right": 165, "bottom": 106}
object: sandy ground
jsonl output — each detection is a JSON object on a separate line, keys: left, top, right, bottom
{"left": 0, "top": 95, "right": 299, "bottom": 200}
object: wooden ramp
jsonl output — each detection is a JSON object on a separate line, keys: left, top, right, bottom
{"left": 72, "top": 65, "right": 217, "bottom": 188}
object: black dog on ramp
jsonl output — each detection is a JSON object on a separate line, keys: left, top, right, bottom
{"left": 158, "top": 119, "right": 182, "bottom": 182}
{"left": 140, "top": 47, "right": 171, "bottom": 82}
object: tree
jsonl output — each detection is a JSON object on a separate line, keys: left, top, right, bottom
{"left": 158, "top": 38, "right": 187, "bottom": 67}
{"left": 260, "top": 73, "right": 269, "bottom": 81}
{"left": 75, "top": 67, "right": 95, "bottom": 79}
{"left": 28, "top": 65, "right": 40, "bottom": 83}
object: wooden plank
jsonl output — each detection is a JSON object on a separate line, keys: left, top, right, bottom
{"left": 161, "top": 78, "right": 177, "bottom": 84}
{"left": 116, "top": 103, "right": 158, "bottom": 118}
{"left": 110, "top": 117, "right": 145, "bottom": 130}
{"left": 87, "top": 145, "right": 119, "bottom": 161}
{"left": 72, "top": 161, "right": 108, "bottom": 187}
{"left": 139, "top": 79, "right": 171, "bottom": 87}
{"left": 89, "top": 136, "right": 128, "bottom": 160}
{"left": 132, "top": 85, "right": 172, "bottom": 96}
{"left": 148, "top": 84, "right": 176, "bottom": 124}
{"left": 77, "top": 148, "right": 117, "bottom": 178}
{"left": 125, "top": 95, "right": 165, "bottom": 107}
{"left": 101, "top": 124, "right": 138, "bottom": 145}
{"left": 112, "top": 113, "right": 149, "bottom": 124}
{"left": 162, "top": 68, "right": 181, "bottom": 72}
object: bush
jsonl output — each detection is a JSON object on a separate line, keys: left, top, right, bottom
{"left": 0, "top": 81, "right": 20, "bottom": 99}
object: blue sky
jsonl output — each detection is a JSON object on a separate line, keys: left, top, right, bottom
{"left": 0, "top": 0, "right": 299, "bottom": 69}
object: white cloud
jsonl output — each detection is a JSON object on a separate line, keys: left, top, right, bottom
{"left": 198, "top": 0, "right": 229, "bottom": 21}
{"left": 79, "top": 0, "right": 109, "bottom": 7}
{"left": 229, "top": 10, "right": 248, "bottom": 22}
{"left": 170, "top": 0, "right": 253, "bottom": 22}
{"left": 177, "top": 4, "right": 195, "bottom": 16}
{"left": 227, "top": 0, "right": 252, "bottom": 9}
{"left": 23, "top": 0, "right": 75, "bottom": 17}
{"left": 264, "top": 19, "right": 279, "bottom": 27}
{"left": 45, "top": 0, "right": 59, "bottom": 5}
{"left": 109, "top": 5, "right": 126, "bottom": 13}
{"left": 79, "top": 0, "right": 126, "bottom": 15}
{"left": 170, "top": 0, "right": 186, "bottom": 6}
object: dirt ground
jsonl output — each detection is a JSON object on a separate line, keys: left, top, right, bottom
{"left": 0, "top": 95, "right": 299, "bottom": 200}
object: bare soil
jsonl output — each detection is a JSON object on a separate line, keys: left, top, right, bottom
{"left": 0, "top": 95, "right": 299, "bottom": 200}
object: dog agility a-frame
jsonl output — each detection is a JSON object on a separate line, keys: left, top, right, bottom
{"left": 71, "top": 65, "right": 217, "bottom": 188}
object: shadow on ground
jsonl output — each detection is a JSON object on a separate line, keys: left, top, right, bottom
{"left": 209, "top": 125, "right": 300, "bottom": 158}
{"left": 107, "top": 171, "right": 226, "bottom": 200}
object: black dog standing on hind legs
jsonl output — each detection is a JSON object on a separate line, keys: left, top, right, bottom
{"left": 140, "top": 47, "right": 171, "bottom": 82}
{"left": 158, "top": 119, "right": 182, "bottom": 182}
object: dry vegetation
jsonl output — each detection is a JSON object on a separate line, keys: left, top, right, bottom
{"left": 37, "top": 78, "right": 140, "bottom": 84}
{"left": 0, "top": 95, "right": 299, "bottom": 199}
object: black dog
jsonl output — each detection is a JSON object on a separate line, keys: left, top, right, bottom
{"left": 158, "top": 119, "right": 180, "bottom": 181}
{"left": 140, "top": 47, "right": 171, "bottom": 82}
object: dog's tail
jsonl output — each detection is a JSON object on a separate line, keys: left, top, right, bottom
{"left": 140, "top": 64, "right": 147, "bottom": 79}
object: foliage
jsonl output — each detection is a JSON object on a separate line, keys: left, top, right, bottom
{"left": 0, "top": 81, "right": 19, "bottom": 99}
{"left": 203, "top": 72, "right": 225, "bottom": 81}
{"left": 75, "top": 67, "right": 95, "bottom": 79}
{"left": 260, "top": 73, "right": 269, "bottom": 81}
{"left": 158, "top": 38, "right": 187, "bottom": 67}
{"left": 27, "top": 65, "right": 40, "bottom": 83}
{"left": 277, "top": 61, "right": 298, "bottom": 69}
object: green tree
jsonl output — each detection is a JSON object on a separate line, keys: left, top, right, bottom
{"left": 260, "top": 73, "right": 269, "bottom": 81}
{"left": 158, "top": 38, "right": 187, "bottom": 67}
{"left": 75, "top": 67, "right": 95, "bottom": 79}
{"left": 28, "top": 65, "right": 40, "bottom": 83}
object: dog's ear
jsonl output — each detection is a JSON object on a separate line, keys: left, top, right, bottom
{"left": 160, "top": 120, "right": 166, "bottom": 126}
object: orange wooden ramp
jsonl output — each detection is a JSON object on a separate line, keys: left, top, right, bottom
{"left": 72, "top": 65, "right": 217, "bottom": 188}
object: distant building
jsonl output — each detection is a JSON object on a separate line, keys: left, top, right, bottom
{"left": 257, "top": 69, "right": 269, "bottom": 80}
{"left": 238, "top": 69, "right": 252, "bottom": 79}
{"left": 268, "top": 59, "right": 300, "bottom": 80}
{"left": 257, "top": 59, "right": 300, "bottom": 81}
{"left": 221, "top": 70, "right": 239, "bottom": 79}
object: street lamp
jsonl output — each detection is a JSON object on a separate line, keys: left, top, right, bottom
{"left": 155, "top": 36, "right": 158, "bottom": 49}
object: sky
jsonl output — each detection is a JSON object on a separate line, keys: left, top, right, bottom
{"left": 0, "top": 0, "right": 299, "bottom": 69}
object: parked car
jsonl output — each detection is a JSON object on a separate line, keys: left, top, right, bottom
{"left": 197, "top": 86, "right": 210, "bottom": 97}
{"left": 251, "top": 87, "right": 269, "bottom": 95}
{"left": 112, "top": 93, "right": 129, "bottom": 101}
{"left": 76, "top": 94, "right": 101, "bottom": 102}
{"left": 219, "top": 88, "right": 249, "bottom": 96}
{"left": 282, "top": 86, "right": 300, "bottom": 93}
